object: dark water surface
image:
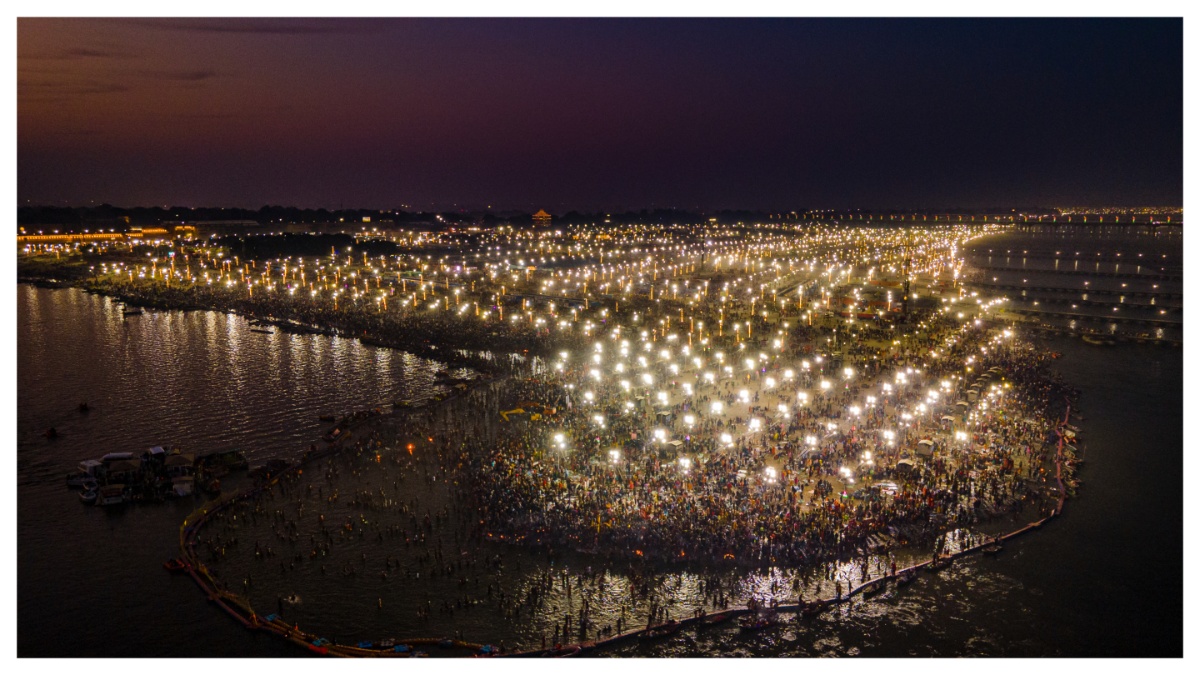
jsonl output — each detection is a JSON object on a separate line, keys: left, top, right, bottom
{"left": 17, "top": 230, "right": 1183, "bottom": 656}
{"left": 17, "top": 286, "right": 454, "bottom": 656}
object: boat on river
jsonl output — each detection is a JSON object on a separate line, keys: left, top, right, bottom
{"left": 67, "top": 461, "right": 102, "bottom": 487}
{"left": 95, "top": 484, "right": 127, "bottom": 507}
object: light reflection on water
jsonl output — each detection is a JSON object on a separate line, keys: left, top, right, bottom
{"left": 17, "top": 285, "right": 458, "bottom": 656}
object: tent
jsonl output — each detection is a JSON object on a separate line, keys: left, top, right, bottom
{"left": 164, "top": 453, "right": 194, "bottom": 467}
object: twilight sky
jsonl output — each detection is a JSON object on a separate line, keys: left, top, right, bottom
{"left": 17, "top": 17, "right": 1182, "bottom": 211}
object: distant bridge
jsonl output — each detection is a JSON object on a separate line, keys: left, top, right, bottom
{"left": 789, "top": 214, "right": 1182, "bottom": 228}
{"left": 17, "top": 232, "right": 127, "bottom": 244}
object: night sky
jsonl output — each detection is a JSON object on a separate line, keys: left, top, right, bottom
{"left": 17, "top": 18, "right": 1182, "bottom": 211}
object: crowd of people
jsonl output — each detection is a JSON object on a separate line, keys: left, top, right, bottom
{"left": 456, "top": 309, "right": 1076, "bottom": 569}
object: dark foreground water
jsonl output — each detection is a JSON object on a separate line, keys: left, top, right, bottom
{"left": 17, "top": 233, "right": 1183, "bottom": 657}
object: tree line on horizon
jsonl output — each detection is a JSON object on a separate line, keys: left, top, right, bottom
{"left": 18, "top": 203, "right": 1075, "bottom": 231}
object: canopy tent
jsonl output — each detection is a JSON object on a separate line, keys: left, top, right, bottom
{"left": 165, "top": 453, "right": 194, "bottom": 467}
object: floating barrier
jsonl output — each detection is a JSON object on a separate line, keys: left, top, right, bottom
{"left": 969, "top": 265, "right": 1180, "bottom": 281}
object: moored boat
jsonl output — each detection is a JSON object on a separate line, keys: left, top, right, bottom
{"left": 172, "top": 476, "right": 195, "bottom": 497}
{"left": 66, "top": 468, "right": 100, "bottom": 488}
{"left": 95, "top": 484, "right": 127, "bottom": 506}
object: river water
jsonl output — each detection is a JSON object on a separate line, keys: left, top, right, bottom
{"left": 16, "top": 229, "right": 1182, "bottom": 656}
